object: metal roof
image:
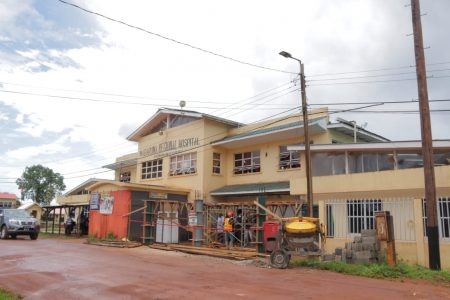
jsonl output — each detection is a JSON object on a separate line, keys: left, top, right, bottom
{"left": 328, "top": 119, "right": 389, "bottom": 142}
{"left": 287, "top": 139, "right": 450, "bottom": 152}
{"left": 127, "top": 108, "right": 243, "bottom": 141}
{"left": 0, "top": 193, "right": 17, "bottom": 199}
{"left": 210, "top": 181, "right": 290, "bottom": 196}
{"left": 63, "top": 178, "right": 100, "bottom": 196}
{"left": 103, "top": 157, "right": 139, "bottom": 170}
{"left": 212, "top": 117, "right": 327, "bottom": 148}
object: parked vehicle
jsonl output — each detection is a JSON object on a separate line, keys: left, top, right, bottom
{"left": 0, "top": 209, "right": 40, "bottom": 240}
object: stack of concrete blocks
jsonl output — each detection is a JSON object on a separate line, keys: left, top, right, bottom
{"left": 335, "top": 230, "right": 380, "bottom": 264}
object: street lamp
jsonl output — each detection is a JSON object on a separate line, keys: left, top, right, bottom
{"left": 279, "top": 51, "right": 313, "bottom": 217}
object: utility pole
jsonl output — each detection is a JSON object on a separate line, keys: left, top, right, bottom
{"left": 300, "top": 63, "right": 314, "bottom": 217}
{"left": 410, "top": 0, "right": 440, "bottom": 270}
{"left": 279, "top": 51, "right": 313, "bottom": 217}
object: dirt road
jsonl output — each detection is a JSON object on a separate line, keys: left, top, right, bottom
{"left": 0, "top": 238, "right": 449, "bottom": 300}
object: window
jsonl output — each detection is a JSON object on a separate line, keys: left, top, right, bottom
{"left": 170, "top": 152, "right": 197, "bottom": 176}
{"left": 423, "top": 197, "right": 450, "bottom": 238}
{"left": 326, "top": 204, "right": 334, "bottom": 238}
{"left": 234, "top": 151, "right": 260, "bottom": 174}
{"left": 347, "top": 199, "right": 382, "bottom": 234}
{"left": 142, "top": 159, "right": 163, "bottom": 179}
{"left": 212, "top": 153, "right": 221, "bottom": 174}
{"left": 312, "top": 153, "right": 345, "bottom": 176}
{"left": 120, "top": 171, "right": 131, "bottom": 182}
{"left": 441, "top": 197, "right": 450, "bottom": 238}
{"left": 279, "top": 146, "right": 300, "bottom": 169}
{"left": 0, "top": 202, "right": 12, "bottom": 208}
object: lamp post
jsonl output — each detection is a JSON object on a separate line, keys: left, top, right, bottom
{"left": 279, "top": 51, "right": 313, "bottom": 217}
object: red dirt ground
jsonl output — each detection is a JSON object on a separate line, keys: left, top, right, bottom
{"left": 0, "top": 237, "right": 449, "bottom": 299}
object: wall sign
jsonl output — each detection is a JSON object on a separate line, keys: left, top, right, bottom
{"left": 139, "top": 137, "right": 199, "bottom": 158}
{"left": 150, "top": 192, "right": 168, "bottom": 200}
{"left": 100, "top": 192, "right": 114, "bottom": 215}
{"left": 90, "top": 192, "right": 100, "bottom": 210}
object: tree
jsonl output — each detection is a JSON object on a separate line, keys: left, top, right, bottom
{"left": 16, "top": 165, "right": 66, "bottom": 205}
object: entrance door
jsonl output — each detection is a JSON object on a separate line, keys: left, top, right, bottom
{"left": 156, "top": 211, "right": 179, "bottom": 243}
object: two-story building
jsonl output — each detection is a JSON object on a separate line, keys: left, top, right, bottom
{"left": 85, "top": 107, "right": 449, "bottom": 269}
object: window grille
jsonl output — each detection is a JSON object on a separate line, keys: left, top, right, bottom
{"left": 212, "top": 153, "right": 221, "bottom": 174}
{"left": 347, "top": 199, "right": 382, "bottom": 234}
{"left": 142, "top": 159, "right": 163, "bottom": 179}
{"left": 120, "top": 171, "right": 131, "bottom": 182}
{"left": 169, "top": 152, "right": 197, "bottom": 176}
{"left": 424, "top": 197, "right": 450, "bottom": 238}
{"left": 279, "top": 145, "right": 300, "bottom": 170}
{"left": 326, "top": 204, "right": 334, "bottom": 237}
{"left": 234, "top": 151, "right": 260, "bottom": 174}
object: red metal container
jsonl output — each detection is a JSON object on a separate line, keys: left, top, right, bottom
{"left": 263, "top": 221, "right": 279, "bottom": 253}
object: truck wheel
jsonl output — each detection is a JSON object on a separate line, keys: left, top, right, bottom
{"left": 10, "top": 234, "right": 17, "bottom": 239}
{"left": 0, "top": 225, "right": 9, "bottom": 239}
{"left": 270, "top": 249, "right": 290, "bottom": 269}
{"left": 30, "top": 233, "right": 39, "bottom": 240}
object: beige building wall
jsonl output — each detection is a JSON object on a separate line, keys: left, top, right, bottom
{"left": 293, "top": 167, "right": 450, "bottom": 270}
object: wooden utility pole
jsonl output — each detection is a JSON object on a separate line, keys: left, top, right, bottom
{"left": 279, "top": 51, "right": 313, "bottom": 217}
{"left": 410, "top": 0, "right": 440, "bottom": 270}
{"left": 300, "top": 63, "right": 314, "bottom": 217}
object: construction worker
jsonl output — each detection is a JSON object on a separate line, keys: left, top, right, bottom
{"left": 224, "top": 211, "right": 235, "bottom": 249}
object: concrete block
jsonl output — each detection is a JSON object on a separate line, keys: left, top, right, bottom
{"left": 346, "top": 250, "right": 353, "bottom": 259}
{"left": 352, "top": 243, "right": 362, "bottom": 251}
{"left": 362, "top": 243, "right": 376, "bottom": 251}
{"left": 345, "top": 242, "right": 353, "bottom": 251}
{"left": 362, "top": 236, "right": 377, "bottom": 245}
{"left": 322, "top": 254, "right": 335, "bottom": 261}
{"left": 335, "top": 247, "right": 343, "bottom": 256}
{"left": 341, "top": 249, "right": 347, "bottom": 262}
{"left": 353, "top": 236, "right": 362, "bottom": 243}
{"left": 361, "top": 229, "right": 376, "bottom": 237}
{"left": 354, "top": 250, "right": 372, "bottom": 260}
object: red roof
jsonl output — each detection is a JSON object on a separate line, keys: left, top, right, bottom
{"left": 0, "top": 193, "right": 17, "bottom": 199}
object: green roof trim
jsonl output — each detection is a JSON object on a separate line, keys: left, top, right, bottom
{"left": 210, "top": 181, "right": 290, "bottom": 196}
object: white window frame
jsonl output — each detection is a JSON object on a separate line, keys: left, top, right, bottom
{"left": 279, "top": 145, "right": 300, "bottom": 170}
{"left": 142, "top": 159, "right": 163, "bottom": 179}
{"left": 170, "top": 152, "right": 197, "bottom": 176}
{"left": 212, "top": 152, "right": 221, "bottom": 174}
{"left": 347, "top": 199, "right": 382, "bottom": 234}
{"left": 233, "top": 151, "right": 260, "bottom": 175}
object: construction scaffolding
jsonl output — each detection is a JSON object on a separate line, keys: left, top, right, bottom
{"left": 136, "top": 197, "right": 306, "bottom": 255}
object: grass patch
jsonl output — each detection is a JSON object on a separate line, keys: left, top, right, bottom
{"left": 0, "top": 288, "right": 22, "bottom": 300}
{"left": 290, "top": 259, "right": 450, "bottom": 286}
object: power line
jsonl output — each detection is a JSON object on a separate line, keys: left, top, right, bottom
{"left": 308, "top": 74, "right": 450, "bottom": 86}
{"left": 56, "top": 0, "right": 295, "bottom": 75}
{"left": 307, "top": 61, "right": 450, "bottom": 78}
{"left": 0, "top": 88, "right": 300, "bottom": 110}
{"left": 0, "top": 80, "right": 296, "bottom": 106}
{"left": 310, "top": 98, "right": 450, "bottom": 106}
{"left": 307, "top": 67, "right": 450, "bottom": 82}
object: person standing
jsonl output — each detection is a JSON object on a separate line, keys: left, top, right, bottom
{"left": 223, "top": 211, "right": 234, "bottom": 249}
{"left": 217, "top": 213, "right": 224, "bottom": 243}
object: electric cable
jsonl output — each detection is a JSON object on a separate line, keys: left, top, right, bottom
{"left": 56, "top": 0, "right": 295, "bottom": 75}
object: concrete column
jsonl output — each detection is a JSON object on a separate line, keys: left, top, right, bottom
{"left": 194, "top": 199, "right": 203, "bottom": 247}
{"left": 413, "top": 198, "right": 426, "bottom": 267}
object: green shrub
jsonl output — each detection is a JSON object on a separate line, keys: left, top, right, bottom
{"left": 290, "top": 259, "right": 450, "bottom": 286}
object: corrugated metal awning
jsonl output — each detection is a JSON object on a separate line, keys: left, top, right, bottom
{"left": 210, "top": 181, "right": 290, "bottom": 196}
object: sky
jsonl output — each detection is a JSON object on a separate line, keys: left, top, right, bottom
{"left": 1, "top": 0, "right": 449, "bottom": 198}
